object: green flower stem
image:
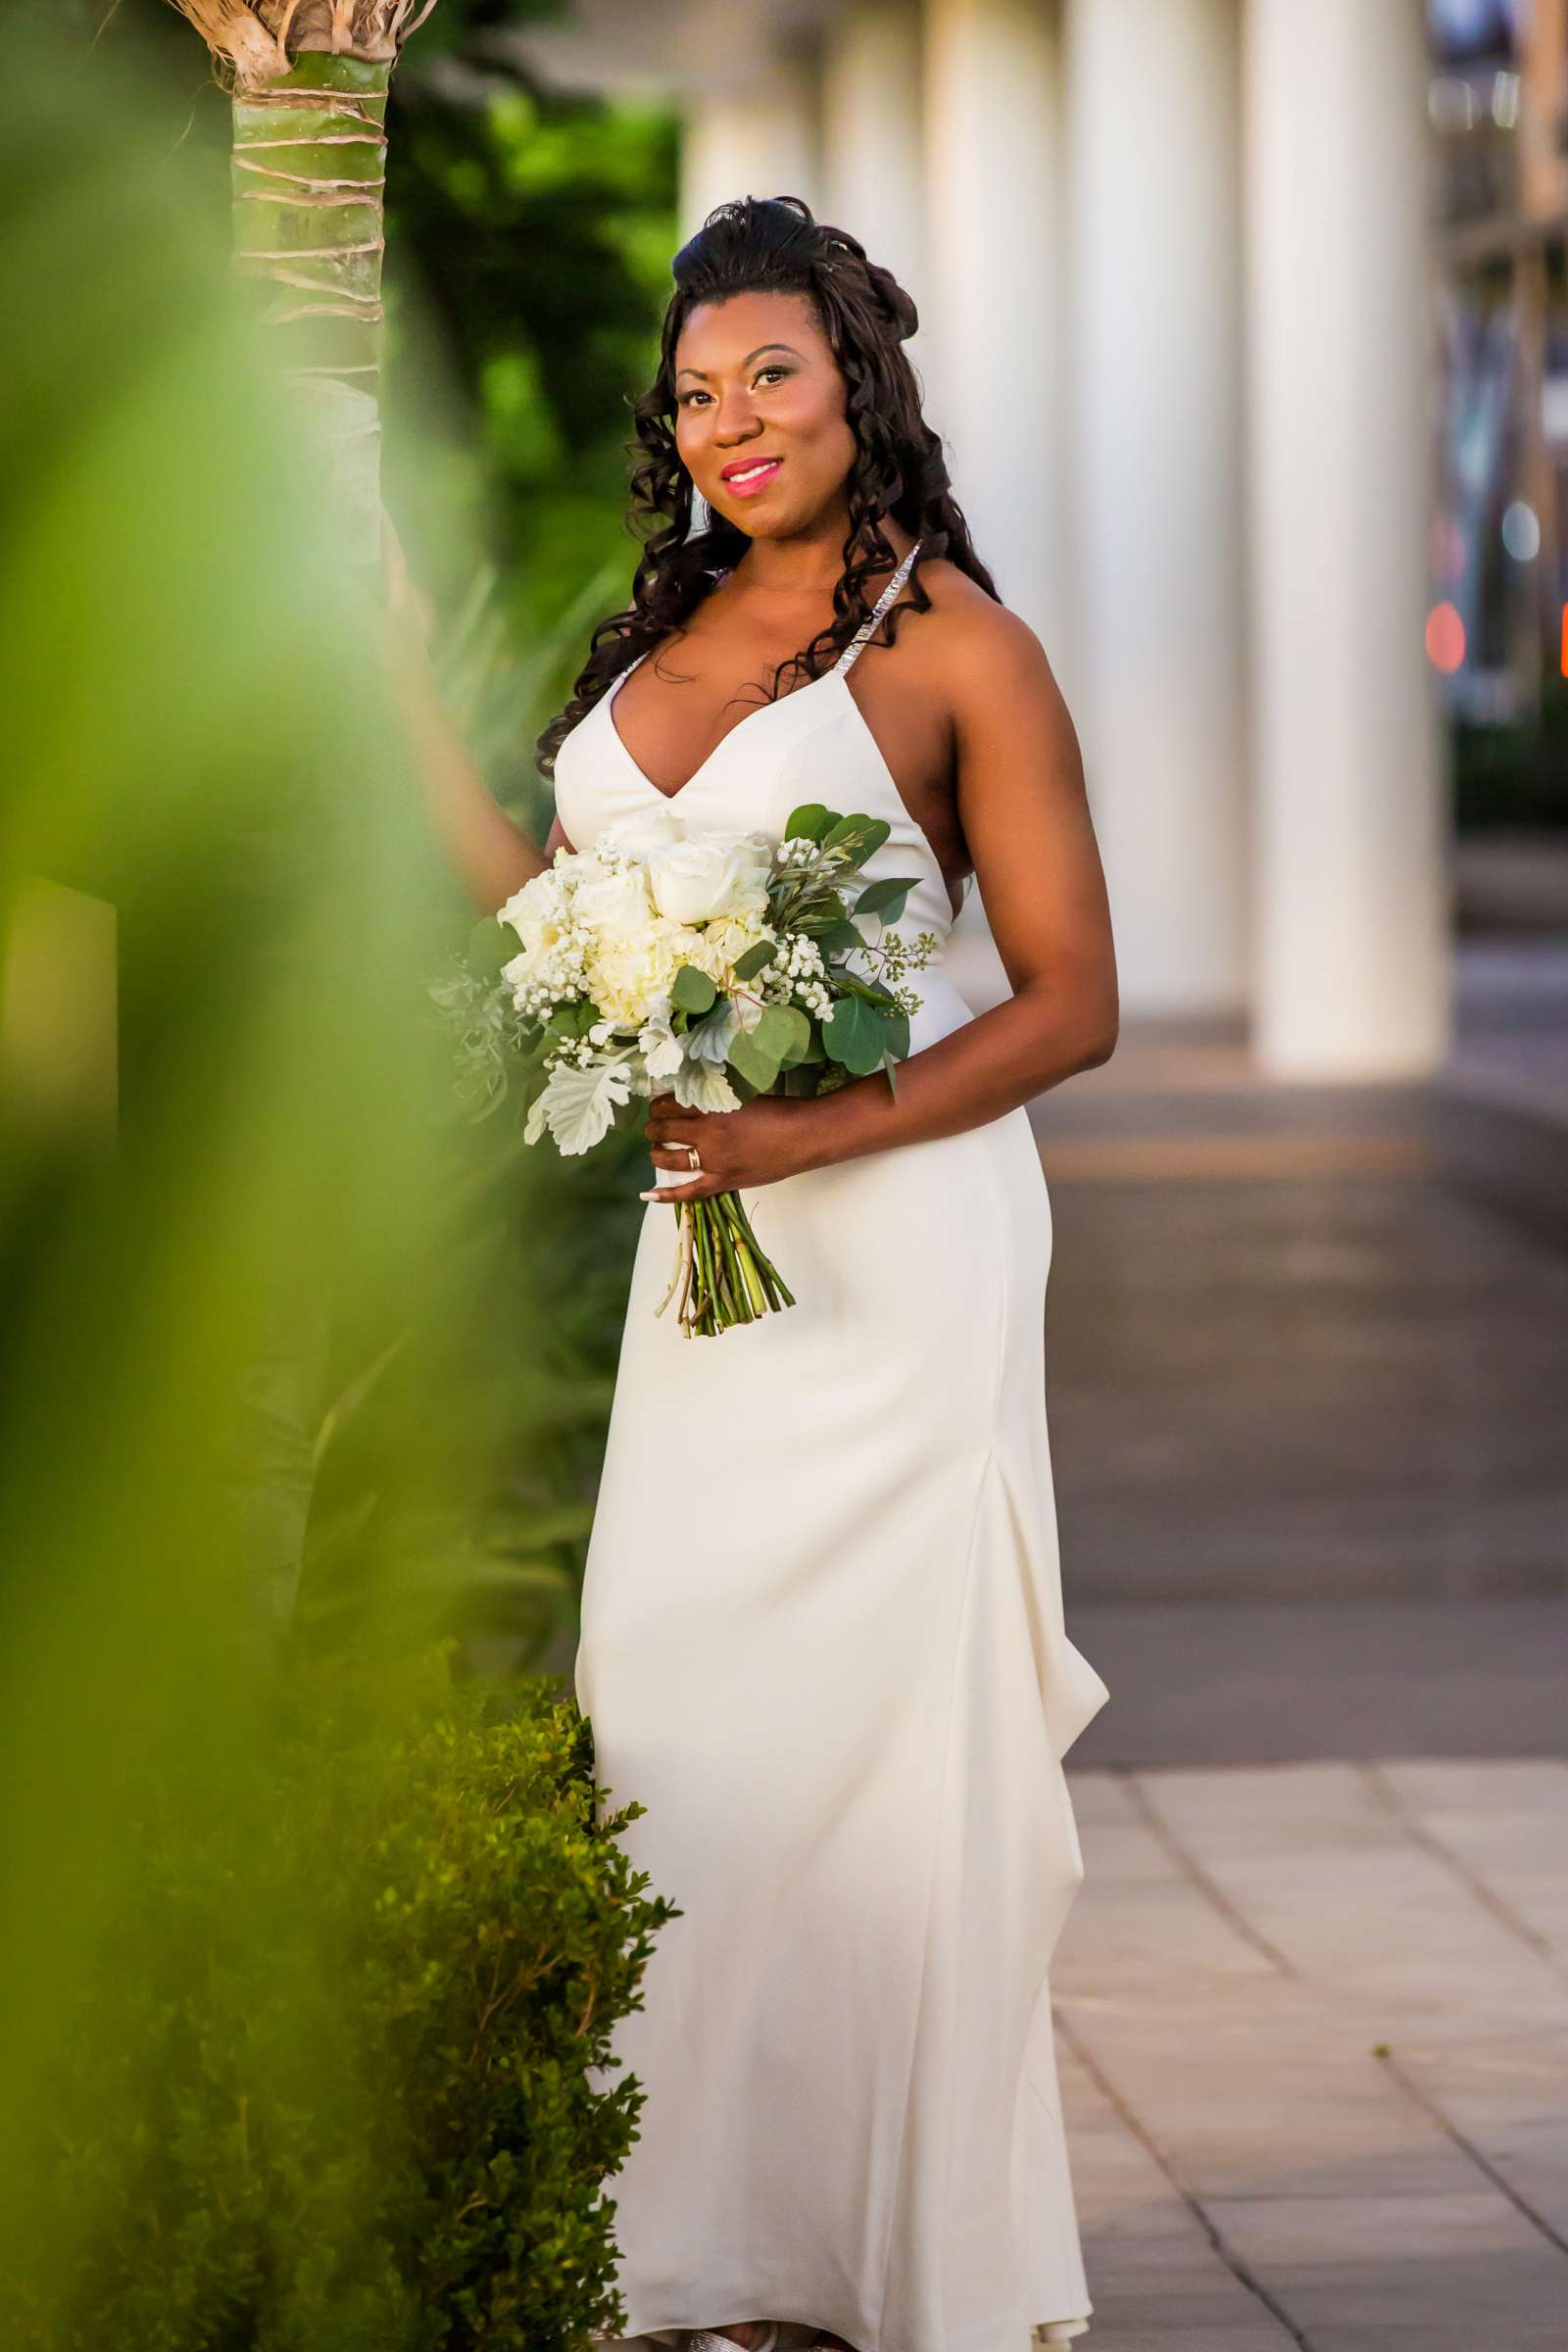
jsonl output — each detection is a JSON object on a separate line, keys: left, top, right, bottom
{"left": 703, "top": 1206, "right": 743, "bottom": 1332}
{"left": 670, "top": 1193, "right": 796, "bottom": 1336}
{"left": 733, "top": 1236, "right": 767, "bottom": 1320}
{"left": 718, "top": 1192, "right": 796, "bottom": 1310}
{"left": 691, "top": 1203, "right": 719, "bottom": 1336}
{"left": 716, "top": 1225, "right": 752, "bottom": 1327}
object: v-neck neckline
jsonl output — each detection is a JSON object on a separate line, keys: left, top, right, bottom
{"left": 605, "top": 659, "right": 838, "bottom": 805}
{"left": 596, "top": 634, "right": 968, "bottom": 923}
{"left": 603, "top": 539, "right": 921, "bottom": 806}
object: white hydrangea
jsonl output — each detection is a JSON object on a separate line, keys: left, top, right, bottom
{"left": 585, "top": 915, "right": 710, "bottom": 1030}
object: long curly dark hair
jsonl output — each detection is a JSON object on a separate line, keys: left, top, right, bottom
{"left": 536, "top": 194, "right": 999, "bottom": 777}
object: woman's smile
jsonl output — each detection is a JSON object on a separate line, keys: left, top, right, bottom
{"left": 720, "top": 455, "right": 784, "bottom": 496}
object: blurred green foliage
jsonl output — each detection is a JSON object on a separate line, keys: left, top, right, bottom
{"left": 0, "top": 14, "right": 667, "bottom": 2338}
{"left": 20, "top": 0, "right": 674, "bottom": 1639}
{"left": 294, "top": 553, "right": 650, "bottom": 1675}
{"left": 6, "top": 1655, "right": 673, "bottom": 2352}
{"left": 382, "top": 53, "right": 676, "bottom": 694}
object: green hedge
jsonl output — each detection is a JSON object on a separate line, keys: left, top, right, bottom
{"left": 5, "top": 1656, "right": 673, "bottom": 2352}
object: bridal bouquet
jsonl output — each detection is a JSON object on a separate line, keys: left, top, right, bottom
{"left": 433, "top": 802, "right": 937, "bottom": 1338}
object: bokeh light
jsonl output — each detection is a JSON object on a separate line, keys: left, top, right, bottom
{"left": 1501, "top": 500, "right": 1542, "bottom": 561}
{"left": 1426, "top": 601, "right": 1467, "bottom": 672}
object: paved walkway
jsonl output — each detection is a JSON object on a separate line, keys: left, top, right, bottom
{"left": 1055, "top": 1757, "right": 1568, "bottom": 2349}
{"left": 1028, "top": 980, "right": 1567, "bottom": 2343}
{"left": 1032, "top": 995, "right": 1568, "bottom": 1606}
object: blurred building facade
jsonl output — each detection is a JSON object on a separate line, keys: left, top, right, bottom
{"left": 1431, "top": 0, "right": 1568, "bottom": 722}
{"left": 519, "top": 0, "right": 1463, "bottom": 1083}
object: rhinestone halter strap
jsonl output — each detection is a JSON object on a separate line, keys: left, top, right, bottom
{"left": 833, "top": 541, "right": 921, "bottom": 676}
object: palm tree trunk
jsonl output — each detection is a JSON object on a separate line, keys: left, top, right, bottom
{"left": 166, "top": 6, "right": 440, "bottom": 1632}
{"left": 169, "top": 4, "right": 439, "bottom": 559}
{"left": 230, "top": 51, "right": 392, "bottom": 564}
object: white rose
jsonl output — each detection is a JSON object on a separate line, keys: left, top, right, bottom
{"left": 501, "top": 948, "right": 542, "bottom": 998}
{"left": 498, "top": 869, "right": 569, "bottom": 981}
{"left": 498, "top": 866, "right": 564, "bottom": 941}
{"left": 598, "top": 805, "right": 685, "bottom": 863}
{"left": 648, "top": 832, "right": 772, "bottom": 925}
{"left": 572, "top": 861, "right": 655, "bottom": 943}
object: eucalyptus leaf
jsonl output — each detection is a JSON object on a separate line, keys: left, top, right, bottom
{"left": 882, "top": 1050, "right": 900, "bottom": 1099}
{"left": 823, "top": 993, "right": 891, "bottom": 1077}
{"left": 785, "top": 803, "right": 834, "bottom": 842}
{"left": 727, "top": 1025, "right": 784, "bottom": 1095}
{"left": 813, "top": 918, "right": 865, "bottom": 958}
{"left": 755, "top": 1004, "right": 811, "bottom": 1067}
{"left": 854, "top": 876, "right": 917, "bottom": 923}
{"left": 731, "top": 938, "right": 777, "bottom": 981}
{"left": 879, "top": 1006, "right": 910, "bottom": 1061}
{"left": 670, "top": 963, "right": 717, "bottom": 1015}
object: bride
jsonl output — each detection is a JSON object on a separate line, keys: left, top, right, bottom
{"left": 390, "top": 195, "right": 1116, "bottom": 2352}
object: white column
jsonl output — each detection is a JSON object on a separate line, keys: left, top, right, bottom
{"left": 680, "top": 52, "right": 822, "bottom": 238}
{"left": 821, "top": 0, "right": 929, "bottom": 317}
{"left": 1064, "top": 0, "right": 1248, "bottom": 1019}
{"left": 1244, "top": 0, "right": 1447, "bottom": 1077}
{"left": 923, "top": 0, "right": 1069, "bottom": 661}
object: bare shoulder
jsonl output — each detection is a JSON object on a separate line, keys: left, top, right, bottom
{"left": 904, "top": 555, "right": 1074, "bottom": 780}
{"left": 904, "top": 555, "right": 1059, "bottom": 702}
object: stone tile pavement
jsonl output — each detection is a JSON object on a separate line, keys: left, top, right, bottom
{"left": 1054, "top": 1759, "right": 1568, "bottom": 2348}
{"left": 1030, "top": 991, "right": 1567, "bottom": 2343}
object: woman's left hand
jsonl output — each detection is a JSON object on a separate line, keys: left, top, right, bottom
{"left": 641, "top": 1091, "right": 821, "bottom": 1202}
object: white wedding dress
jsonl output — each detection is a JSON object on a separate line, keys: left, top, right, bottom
{"left": 556, "top": 548, "right": 1109, "bottom": 2352}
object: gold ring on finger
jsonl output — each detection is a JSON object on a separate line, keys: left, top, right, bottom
{"left": 686, "top": 1144, "right": 703, "bottom": 1173}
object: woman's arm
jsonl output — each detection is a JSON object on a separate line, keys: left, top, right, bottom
{"left": 380, "top": 514, "right": 550, "bottom": 915}
{"left": 642, "top": 603, "right": 1117, "bottom": 1200}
